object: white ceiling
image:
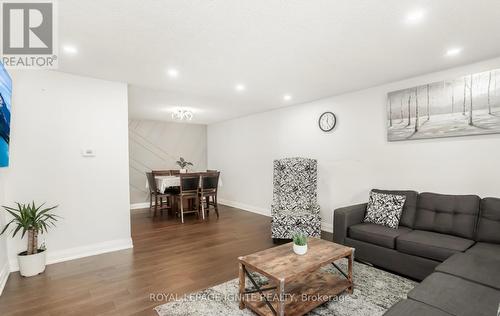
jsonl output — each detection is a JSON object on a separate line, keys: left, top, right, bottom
{"left": 58, "top": 0, "right": 500, "bottom": 124}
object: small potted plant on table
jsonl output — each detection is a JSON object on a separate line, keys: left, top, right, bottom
{"left": 292, "top": 232, "right": 308, "bottom": 255}
{"left": 0, "top": 202, "right": 59, "bottom": 277}
{"left": 176, "top": 157, "right": 193, "bottom": 173}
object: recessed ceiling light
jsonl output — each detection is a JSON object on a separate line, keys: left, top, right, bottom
{"left": 405, "top": 9, "right": 425, "bottom": 24}
{"left": 283, "top": 94, "right": 292, "bottom": 101}
{"left": 235, "top": 84, "right": 246, "bottom": 92}
{"left": 445, "top": 47, "right": 462, "bottom": 57}
{"left": 62, "top": 45, "right": 78, "bottom": 54}
{"left": 172, "top": 108, "right": 193, "bottom": 121}
{"left": 167, "top": 68, "right": 179, "bottom": 78}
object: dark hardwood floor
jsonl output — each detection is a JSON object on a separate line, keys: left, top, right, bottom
{"left": 0, "top": 206, "right": 278, "bottom": 315}
{"left": 0, "top": 206, "right": 333, "bottom": 316}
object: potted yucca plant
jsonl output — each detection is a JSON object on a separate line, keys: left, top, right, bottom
{"left": 0, "top": 202, "right": 59, "bottom": 277}
{"left": 292, "top": 232, "right": 308, "bottom": 255}
{"left": 176, "top": 157, "right": 193, "bottom": 173}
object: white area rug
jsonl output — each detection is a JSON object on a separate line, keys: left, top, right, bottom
{"left": 155, "top": 260, "right": 417, "bottom": 316}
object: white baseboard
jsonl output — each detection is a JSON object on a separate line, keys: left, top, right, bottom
{"left": 0, "top": 262, "right": 9, "bottom": 296}
{"left": 321, "top": 221, "right": 333, "bottom": 233}
{"left": 218, "top": 198, "right": 270, "bottom": 217}
{"left": 130, "top": 202, "right": 150, "bottom": 210}
{"left": 8, "top": 238, "right": 134, "bottom": 272}
{"left": 218, "top": 199, "right": 333, "bottom": 233}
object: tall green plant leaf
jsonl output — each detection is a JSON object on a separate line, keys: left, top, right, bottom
{"left": 0, "top": 202, "right": 60, "bottom": 248}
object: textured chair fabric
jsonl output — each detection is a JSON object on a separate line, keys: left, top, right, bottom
{"left": 477, "top": 197, "right": 500, "bottom": 243}
{"left": 348, "top": 223, "right": 412, "bottom": 249}
{"left": 372, "top": 189, "right": 418, "bottom": 228}
{"left": 396, "top": 230, "right": 474, "bottom": 262}
{"left": 271, "top": 157, "right": 321, "bottom": 238}
{"left": 414, "top": 192, "right": 480, "bottom": 239}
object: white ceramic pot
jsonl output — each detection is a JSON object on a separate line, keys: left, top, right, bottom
{"left": 293, "top": 244, "right": 308, "bottom": 255}
{"left": 17, "top": 250, "right": 46, "bottom": 277}
{"left": 180, "top": 169, "right": 187, "bottom": 173}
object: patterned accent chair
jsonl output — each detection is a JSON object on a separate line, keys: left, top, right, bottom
{"left": 271, "top": 157, "right": 321, "bottom": 239}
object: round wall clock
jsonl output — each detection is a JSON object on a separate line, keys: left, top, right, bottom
{"left": 318, "top": 112, "right": 337, "bottom": 132}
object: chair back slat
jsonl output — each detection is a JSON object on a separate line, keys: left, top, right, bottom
{"left": 199, "top": 172, "right": 220, "bottom": 218}
{"left": 201, "top": 172, "right": 219, "bottom": 191}
{"left": 152, "top": 170, "right": 171, "bottom": 176}
{"left": 146, "top": 172, "right": 158, "bottom": 193}
{"left": 180, "top": 174, "right": 199, "bottom": 193}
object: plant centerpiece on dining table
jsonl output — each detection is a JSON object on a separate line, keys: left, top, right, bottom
{"left": 292, "top": 232, "right": 308, "bottom": 255}
{"left": 0, "top": 202, "right": 59, "bottom": 277}
{"left": 176, "top": 157, "right": 193, "bottom": 173}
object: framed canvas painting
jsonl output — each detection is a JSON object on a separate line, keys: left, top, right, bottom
{"left": 0, "top": 63, "right": 12, "bottom": 167}
{"left": 387, "top": 69, "right": 500, "bottom": 141}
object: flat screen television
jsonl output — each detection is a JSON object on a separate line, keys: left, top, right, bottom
{"left": 0, "top": 63, "right": 12, "bottom": 167}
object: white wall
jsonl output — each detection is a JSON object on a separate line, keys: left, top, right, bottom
{"left": 129, "top": 119, "right": 207, "bottom": 206}
{"left": 208, "top": 57, "right": 500, "bottom": 232}
{"left": 4, "top": 70, "right": 132, "bottom": 270}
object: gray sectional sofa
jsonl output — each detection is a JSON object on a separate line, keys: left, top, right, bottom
{"left": 333, "top": 190, "right": 500, "bottom": 316}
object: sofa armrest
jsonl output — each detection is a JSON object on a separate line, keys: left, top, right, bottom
{"left": 333, "top": 203, "right": 367, "bottom": 245}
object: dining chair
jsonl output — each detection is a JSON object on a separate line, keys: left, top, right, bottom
{"left": 152, "top": 170, "right": 171, "bottom": 176}
{"left": 176, "top": 173, "right": 201, "bottom": 223}
{"left": 146, "top": 172, "right": 174, "bottom": 217}
{"left": 200, "top": 172, "right": 220, "bottom": 219}
{"left": 169, "top": 169, "right": 181, "bottom": 175}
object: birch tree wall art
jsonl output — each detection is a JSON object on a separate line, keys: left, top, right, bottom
{"left": 387, "top": 69, "right": 500, "bottom": 141}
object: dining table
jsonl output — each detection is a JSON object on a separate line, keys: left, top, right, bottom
{"left": 146, "top": 173, "right": 223, "bottom": 193}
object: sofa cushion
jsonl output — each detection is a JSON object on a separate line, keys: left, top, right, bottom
{"left": 348, "top": 223, "right": 412, "bottom": 249}
{"left": 477, "top": 197, "right": 500, "bottom": 243}
{"left": 466, "top": 242, "right": 500, "bottom": 260}
{"left": 436, "top": 252, "right": 500, "bottom": 290}
{"left": 373, "top": 189, "right": 418, "bottom": 228}
{"left": 345, "top": 237, "right": 439, "bottom": 281}
{"left": 383, "top": 299, "right": 453, "bottom": 316}
{"left": 396, "top": 230, "right": 474, "bottom": 261}
{"left": 408, "top": 272, "right": 500, "bottom": 316}
{"left": 414, "top": 192, "right": 480, "bottom": 239}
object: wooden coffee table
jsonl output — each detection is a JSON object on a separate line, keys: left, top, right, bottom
{"left": 238, "top": 238, "right": 354, "bottom": 316}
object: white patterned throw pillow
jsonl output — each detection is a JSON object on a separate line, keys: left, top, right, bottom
{"left": 364, "top": 191, "right": 406, "bottom": 229}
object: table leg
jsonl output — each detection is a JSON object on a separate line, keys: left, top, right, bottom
{"left": 173, "top": 196, "right": 179, "bottom": 216}
{"left": 277, "top": 279, "right": 285, "bottom": 316}
{"left": 347, "top": 251, "right": 354, "bottom": 294}
{"left": 239, "top": 263, "right": 245, "bottom": 309}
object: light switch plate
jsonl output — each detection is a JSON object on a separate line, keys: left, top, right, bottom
{"left": 81, "top": 149, "right": 96, "bottom": 157}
